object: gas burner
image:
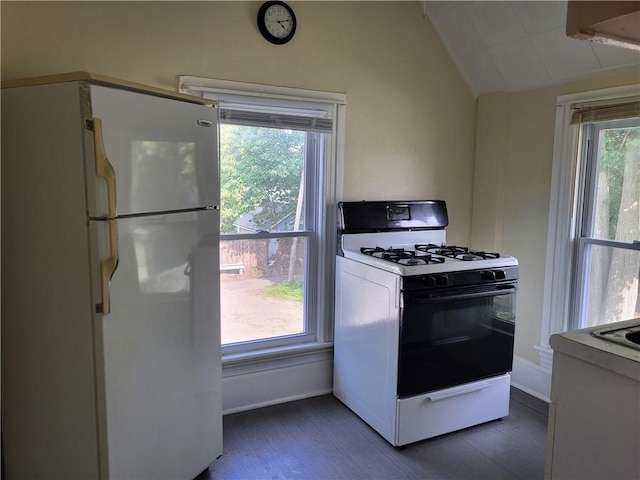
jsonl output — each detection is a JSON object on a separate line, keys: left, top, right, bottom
{"left": 415, "top": 244, "right": 500, "bottom": 261}
{"left": 360, "top": 246, "right": 446, "bottom": 266}
{"left": 360, "top": 247, "right": 410, "bottom": 261}
{"left": 399, "top": 253, "right": 445, "bottom": 266}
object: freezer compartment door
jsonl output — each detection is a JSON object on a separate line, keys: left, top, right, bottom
{"left": 85, "top": 84, "right": 218, "bottom": 217}
{"left": 90, "top": 209, "right": 222, "bottom": 479}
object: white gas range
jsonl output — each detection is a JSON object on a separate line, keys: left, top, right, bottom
{"left": 333, "top": 200, "right": 518, "bottom": 446}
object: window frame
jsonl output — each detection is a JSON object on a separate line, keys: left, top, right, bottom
{"left": 218, "top": 127, "right": 320, "bottom": 352}
{"left": 572, "top": 118, "right": 640, "bottom": 329}
{"left": 179, "top": 76, "right": 346, "bottom": 356}
{"left": 540, "top": 85, "right": 640, "bottom": 367}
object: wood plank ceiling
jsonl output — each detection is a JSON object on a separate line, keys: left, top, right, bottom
{"left": 422, "top": 1, "right": 640, "bottom": 96}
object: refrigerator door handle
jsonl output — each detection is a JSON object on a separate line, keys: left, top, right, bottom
{"left": 98, "top": 218, "right": 119, "bottom": 315}
{"left": 91, "top": 117, "right": 117, "bottom": 219}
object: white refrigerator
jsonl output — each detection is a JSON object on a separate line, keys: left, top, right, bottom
{"left": 2, "top": 73, "right": 223, "bottom": 479}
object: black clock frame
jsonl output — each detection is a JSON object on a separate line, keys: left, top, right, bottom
{"left": 257, "top": 1, "right": 297, "bottom": 45}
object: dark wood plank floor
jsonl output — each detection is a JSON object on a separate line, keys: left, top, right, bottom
{"left": 199, "top": 390, "right": 548, "bottom": 480}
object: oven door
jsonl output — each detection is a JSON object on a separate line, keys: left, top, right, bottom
{"left": 398, "top": 282, "right": 516, "bottom": 398}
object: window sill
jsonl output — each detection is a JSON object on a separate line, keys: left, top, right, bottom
{"left": 222, "top": 341, "right": 334, "bottom": 376}
{"left": 535, "top": 344, "right": 554, "bottom": 370}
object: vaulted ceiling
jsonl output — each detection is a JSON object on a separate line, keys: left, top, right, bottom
{"left": 422, "top": 1, "right": 640, "bottom": 96}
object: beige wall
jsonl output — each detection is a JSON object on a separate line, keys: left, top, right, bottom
{"left": 472, "top": 67, "right": 640, "bottom": 366}
{"left": 1, "top": 0, "right": 476, "bottom": 244}
{"left": 6, "top": 0, "right": 636, "bottom": 379}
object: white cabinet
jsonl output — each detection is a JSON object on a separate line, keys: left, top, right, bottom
{"left": 545, "top": 319, "right": 640, "bottom": 480}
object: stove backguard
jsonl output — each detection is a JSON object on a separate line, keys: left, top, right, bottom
{"left": 338, "top": 200, "right": 448, "bottom": 233}
{"left": 337, "top": 200, "right": 449, "bottom": 256}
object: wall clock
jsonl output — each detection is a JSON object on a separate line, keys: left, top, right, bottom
{"left": 257, "top": 1, "right": 297, "bottom": 45}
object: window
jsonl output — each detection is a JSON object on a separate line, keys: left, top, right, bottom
{"left": 541, "top": 86, "right": 640, "bottom": 361}
{"left": 572, "top": 117, "right": 640, "bottom": 328}
{"left": 179, "top": 77, "right": 345, "bottom": 355}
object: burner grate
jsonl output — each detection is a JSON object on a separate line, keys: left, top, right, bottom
{"left": 360, "top": 246, "right": 446, "bottom": 265}
{"left": 414, "top": 244, "right": 500, "bottom": 261}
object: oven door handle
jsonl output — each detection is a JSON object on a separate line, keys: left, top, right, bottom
{"left": 409, "top": 286, "right": 517, "bottom": 303}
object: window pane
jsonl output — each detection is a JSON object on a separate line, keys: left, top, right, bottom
{"left": 220, "top": 124, "right": 306, "bottom": 234}
{"left": 220, "top": 237, "right": 306, "bottom": 344}
{"left": 583, "top": 244, "right": 640, "bottom": 327}
{"left": 591, "top": 126, "right": 640, "bottom": 241}
{"left": 219, "top": 122, "right": 311, "bottom": 346}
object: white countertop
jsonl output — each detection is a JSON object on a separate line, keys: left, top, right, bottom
{"left": 549, "top": 318, "right": 640, "bottom": 382}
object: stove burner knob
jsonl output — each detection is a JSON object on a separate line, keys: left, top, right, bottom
{"left": 436, "top": 274, "right": 449, "bottom": 286}
{"left": 495, "top": 269, "right": 506, "bottom": 280}
{"left": 481, "top": 270, "right": 497, "bottom": 281}
{"left": 424, "top": 275, "right": 437, "bottom": 287}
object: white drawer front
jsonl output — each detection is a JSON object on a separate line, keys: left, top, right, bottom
{"left": 396, "top": 374, "right": 510, "bottom": 446}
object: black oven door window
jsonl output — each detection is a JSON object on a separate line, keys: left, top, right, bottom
{"left": 398, "top": 284, "right": 516, "bottom": 398}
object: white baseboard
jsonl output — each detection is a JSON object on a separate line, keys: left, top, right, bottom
{"left": 221, "top": 349, "right": 552, "bottom": 414}
{"left": 222, "top": 345, "right": 334, "bottom": 414}
{"left": 511, "top": 355, "right": 552, "bottom": 403}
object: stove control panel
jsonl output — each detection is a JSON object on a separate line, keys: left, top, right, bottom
{"left": 481, "top": 270, "right": 506, "bottom": 281}
{"left": 423, "top": 275, "right": 449, "bottom": 287}
{"left": 404, "top": 266, "right": 519, "bottom": 292}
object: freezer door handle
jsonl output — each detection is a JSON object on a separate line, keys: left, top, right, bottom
{"left": 97, "top": 219, "right": 119, "bottom": 315}
{"left": 91, "top": 117, "right": 117, "bottom": 219}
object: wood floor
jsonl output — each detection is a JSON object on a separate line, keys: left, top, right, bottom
{"left": 199, "top": 389, "right": 549, "bottom": 480}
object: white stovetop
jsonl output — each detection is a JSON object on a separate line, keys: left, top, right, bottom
{"left": 340, "top": 231, "right": 518, "bottom": 276}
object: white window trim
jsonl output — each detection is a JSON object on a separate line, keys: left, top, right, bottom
{"left": 540, "top": 84, "right": 640, "bottom": 368}
{"left": 178, "top": 75, "right": 346, "bottom": 361}
{"left": 178, "top": 76, "right": 346, "bottom": 107}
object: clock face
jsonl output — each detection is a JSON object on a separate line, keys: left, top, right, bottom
{"left": 258, "top": 1, "right": 296, "bottom": 44}
{"left": 265, "top": 4, "right": 293, "bottom": 38}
